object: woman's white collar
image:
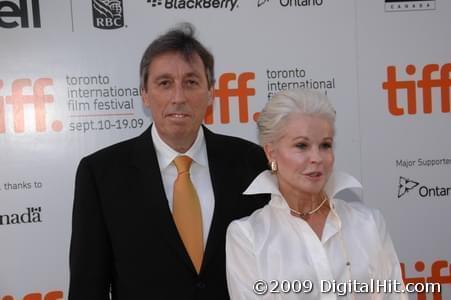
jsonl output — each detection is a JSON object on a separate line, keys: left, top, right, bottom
{"left": 243, "top": 170, "right": 362, "bottom": 199}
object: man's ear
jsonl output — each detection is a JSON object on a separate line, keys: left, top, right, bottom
{"left": 141, "top": 87, "right": 150, "bottom": 108}
{"left": 207, "top": 86, "right": 214, "bottom": 106}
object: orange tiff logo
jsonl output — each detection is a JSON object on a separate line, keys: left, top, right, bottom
{"left": 382, "top": 63, "right": 451, "bottom": 116}
{"left": 204, "top": 72, "right": 257, "bottom": 124}
{"left": 1, "top": 290, "right": 63, "bottom": 300}
{"left": 0, "top": 78, "right": 62, "bottom": 133}
{"left": 401, "top": 260, "right": 450, "bottom": 300}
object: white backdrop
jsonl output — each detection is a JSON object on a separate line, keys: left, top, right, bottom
{"left": 1, "top": 0, "right": 449, "bottom": 299}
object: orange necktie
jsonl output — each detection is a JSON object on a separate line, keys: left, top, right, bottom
{"left": 172, "top": 155, "right": 204, "bottom": 273}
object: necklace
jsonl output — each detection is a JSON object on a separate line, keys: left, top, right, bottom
{"left": 289, "top": 193, "right": 328, "bottom": 218}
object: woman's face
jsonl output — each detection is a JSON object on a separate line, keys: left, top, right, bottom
{"left": 265, "top": 113, "right": 334, "bottom": 199}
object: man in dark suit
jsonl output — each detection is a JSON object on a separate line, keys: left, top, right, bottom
{"left": 68, "top": 23, "right": 269, "bottom": 299}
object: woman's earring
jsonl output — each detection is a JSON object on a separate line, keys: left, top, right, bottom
{"left": 270, "top": 161, "right": 278, "bottom": 173}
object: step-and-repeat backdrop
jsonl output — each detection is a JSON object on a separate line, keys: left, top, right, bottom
{"left": 1, "top": 0, "right": 449, "bottom": 299}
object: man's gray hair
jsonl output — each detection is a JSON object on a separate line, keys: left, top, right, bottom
{"left": 139, "top": 22, "right": 215, "bottom": 91}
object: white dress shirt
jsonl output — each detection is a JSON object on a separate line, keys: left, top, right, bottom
{"left": 226, "top": 171, "right": 408, "bottom": 300}
{"left": 151, "top": 125, "right": 214, "bottom": 245}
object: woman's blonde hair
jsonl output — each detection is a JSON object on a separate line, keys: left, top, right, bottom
{"left": 257, "top": 88, "right": 336, "bottom": 146}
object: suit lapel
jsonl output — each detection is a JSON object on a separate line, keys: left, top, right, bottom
{"left": 129, "top": 126, "right": 196, "bottom": 273}
{"left": 201, "top": 127, "right": 232, "bottom": 271}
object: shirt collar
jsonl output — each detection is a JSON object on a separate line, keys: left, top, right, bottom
{"left": 243, "top": 170, "right": 362, "bottom": 201}
{"left": 244, "top": 170, "right": 362, "bottom": 236}
{"left": 151, "top": 124, "right": 208, "bottom": 170}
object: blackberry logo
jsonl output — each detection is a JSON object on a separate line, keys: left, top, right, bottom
{"left": 398, "top": 176, "right": 419, "bottom": 198}
{"left": 146, "top": 0, "right": 239, "bottom": 11}
{"left": 92, "top": 0, "right": 124, "bottom": 30}
{"left": 148, "top": 0, "right": 163, "bottom": 7}
{"left": 385, "top": 0, "right": 435, "bottom": 12}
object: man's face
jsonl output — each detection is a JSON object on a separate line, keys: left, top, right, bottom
{"left": 142, "top": 51, "right": 213, "bottom": 149}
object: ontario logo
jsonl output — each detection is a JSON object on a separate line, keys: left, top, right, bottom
{"left": 92, "top": 0, "right": 124, "bottom": 29}
{"left": 147, "top": 0, "right": 239, "bottom": 11}
{"left": 257, "top": 0, "right": 269, "bottom": 7}
{"left": 384, "top": 0, "right": 435, "bottom": 12}
{"left": 397, "top": 176, "right": 450, "bottom": 199}
{"left": 256, "top": 0, "right": 324, "bottom": 8}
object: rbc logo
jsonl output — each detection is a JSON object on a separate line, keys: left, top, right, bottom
{"left": 382, "top": 63, "right": 451, "bottom": 116}
{"left": 92, "top": 0, "right": 124, "bottom": 29}
{"left": 0, "top": 78, "right": 62, "bottom": 134}
{"left": 0, "top": 0, "right": 41, "bottom": 28}
{"left": 204, "top": 72, "right": 257, "bottom": 124}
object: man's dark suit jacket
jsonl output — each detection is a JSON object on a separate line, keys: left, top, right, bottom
{"left": 69, "top": 125, "right": 269, "bottom": 299}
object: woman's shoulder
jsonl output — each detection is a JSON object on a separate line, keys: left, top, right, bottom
{"left": 334, "top": 197, "right": 375, "bottom": 215}
{"left": 229, "top": 203, "right": 271, "bottom": 229}
{"left": 333, "top": 198, "right": 387, "bottom": 233}
{"left": 227, "top": 204, "right": 274, "bottom": 243}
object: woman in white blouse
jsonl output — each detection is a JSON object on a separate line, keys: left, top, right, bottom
{"left": 226, "top": 88, "right": 407, "bottom": 300}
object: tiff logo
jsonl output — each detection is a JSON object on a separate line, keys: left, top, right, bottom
{"left": 204, "top": 72, "right": 257, "bottom": 124}
{"left": 382, "top": 64, "right": 451, "bottom": 116}
{"left": 0, "top": 0, "right": 40, "bottom": 28}
{"left": 400, "top": 260, "right": 449, "bottom": 300}
{"left": 1, "top": 291, "right": 63, "bottom": 300}
{"left": 0, "top": 78, "right": 62, "bottom": 133}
